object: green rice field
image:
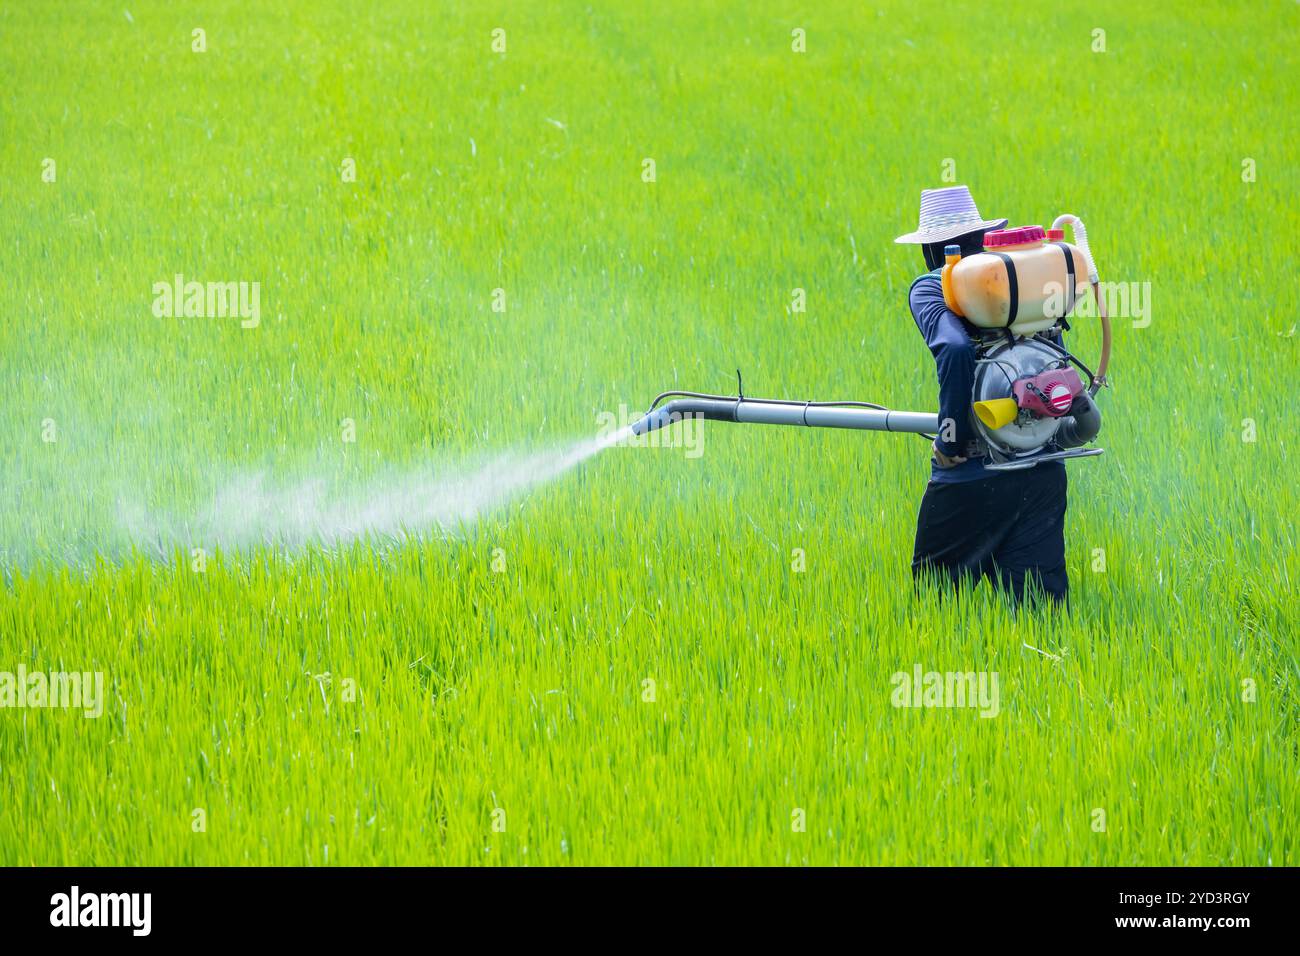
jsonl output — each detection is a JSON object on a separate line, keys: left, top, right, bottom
{"left": 0, "top": 1, "right": 1295, "bottom": 865}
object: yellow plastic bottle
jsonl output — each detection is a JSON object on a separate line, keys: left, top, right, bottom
{"left": 942, "top": 225, "right": 1090, "bottom": 334}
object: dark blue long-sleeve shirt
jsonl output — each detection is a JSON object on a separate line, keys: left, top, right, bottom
{"left": 908, "top": 269, "right": 991, "bottom": 483}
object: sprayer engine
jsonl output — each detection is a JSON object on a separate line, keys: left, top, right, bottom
{"left": 968, "top": 335, "right": 1103, "bottom": 470}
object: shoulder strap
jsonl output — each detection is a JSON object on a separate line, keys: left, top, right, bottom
{"left": 985, "top": 252, "right": 1019, "bottom": 327}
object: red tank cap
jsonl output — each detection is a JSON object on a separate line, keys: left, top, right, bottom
{"left": 984, "top": 225, "right": 1046, "bottom": 248}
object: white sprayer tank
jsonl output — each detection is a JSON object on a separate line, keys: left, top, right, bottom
{"left": 942, "top": 225, "right": 1090, "bottom": 335}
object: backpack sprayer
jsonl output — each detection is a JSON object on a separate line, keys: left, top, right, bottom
{"left": 629, "top": 215, "right": 1111, "bottom": 471}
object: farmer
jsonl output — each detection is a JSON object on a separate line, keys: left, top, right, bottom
{"left": 894, "top": 185, "right": 1068, "bottom": 605}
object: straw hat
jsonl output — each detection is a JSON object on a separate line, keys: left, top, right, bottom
{"left": 894, "top": 185, "right": 1007, "bottom": 244}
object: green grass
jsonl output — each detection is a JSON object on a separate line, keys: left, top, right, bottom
{"left": 0, "top": 0, "right": 1295, "bottom": 865}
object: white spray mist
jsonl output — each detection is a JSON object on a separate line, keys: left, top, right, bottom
{"left": 121, "top": 426, "right": 636, "bottom": 556}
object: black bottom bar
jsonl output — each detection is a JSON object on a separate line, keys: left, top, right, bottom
{"left": 0, "top": 867, "right": 1288, "bottom": 943}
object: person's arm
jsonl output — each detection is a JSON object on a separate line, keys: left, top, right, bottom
{"left": 908, "top": 276, "right": 977, "bottom": 459}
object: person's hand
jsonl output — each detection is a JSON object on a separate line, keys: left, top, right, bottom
{"left": 932, "top": 440, "right": 967, "bottom": 469}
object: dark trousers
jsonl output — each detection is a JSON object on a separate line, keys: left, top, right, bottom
{"left": 911, "top": 466, "right": 1069, "bottom": 606}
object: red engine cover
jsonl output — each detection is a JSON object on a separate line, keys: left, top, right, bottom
{"left": 1013, "top": 367, "right": 1084, "bottom": 418}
